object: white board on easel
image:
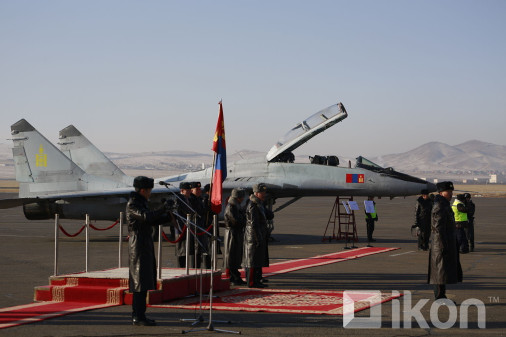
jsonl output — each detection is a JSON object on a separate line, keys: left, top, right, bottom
{"left": 348, "top": 201, "right": 359, "bottom": 211}
{"left": 341, "top": 201, "right": 351, "bottom": 214}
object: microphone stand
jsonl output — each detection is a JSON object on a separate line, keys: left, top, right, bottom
{"left": 159, "top": 181, "right": 201, "bottom": 217}
{"left": 183, "top": 215, "right": 239, "bottom": 334}
{"left": 161, "top": 183, "right": 238, "bottom": 333}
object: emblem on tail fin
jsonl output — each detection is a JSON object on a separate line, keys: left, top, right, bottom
{"left": 36, "top": 145, "right": 47, "bottom": 167}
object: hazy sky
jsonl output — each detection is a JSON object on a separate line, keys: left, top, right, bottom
{"left": 1, "top": 0, "right": 505, "bottom": 158}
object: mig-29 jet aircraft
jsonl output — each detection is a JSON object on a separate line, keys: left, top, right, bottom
{"left": 0, "top": 102, "right": 436, "bottom": 222}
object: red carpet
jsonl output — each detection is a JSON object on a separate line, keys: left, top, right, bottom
{"left": 0, "top": 301, "right": 118, "bottom": 329}
{"left": 150, "top": 288, "right": 402, "bottom": 315}
{"left": 224, "top": 246, "right": 399, "bottom": 279}
{"left": 1, "top": 247, "right": 398, "bottom": 329}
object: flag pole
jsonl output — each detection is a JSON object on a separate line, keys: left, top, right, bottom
{"left": 206, "top": 152, "right": 217, "bottom": 227}
{"left": 209, "top": 152, "right": 216, "bottom": 202}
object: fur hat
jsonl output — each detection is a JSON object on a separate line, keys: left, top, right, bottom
{"left": 191, "top": 181, "right": 201, "bottom": 189}
{"left": 231, "top": 188, "right": 245, "bottom": 199}
{"left": 133, "top": 176, "right": 154, "bottom": 189}
{"left": 420, "top": 189, "right": 429, "bottom": 195}
{"left": 436, "top": 181, "right": 454, "bottom": 192}
{"left": 253, "top": 183, "right": 267, "bottom": 193}
{"left": 179, "top": 182, "right": 191, "bottom": 190}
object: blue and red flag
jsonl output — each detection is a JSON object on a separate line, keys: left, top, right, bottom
{"left": 210, "top": 101, "right": 227, "bottom": 213}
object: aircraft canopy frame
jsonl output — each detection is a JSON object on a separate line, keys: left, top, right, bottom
{"left": 266, "top": 102, "right": 348, "bottom": 162}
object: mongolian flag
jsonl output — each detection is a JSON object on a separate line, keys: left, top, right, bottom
{"left": 346, "top": 174, "right": 365, "bottom": 183}
{"left": 210, "top": 101, "right": 227, "bottom": 213}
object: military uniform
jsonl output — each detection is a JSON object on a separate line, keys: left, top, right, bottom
{"left": 175, "top": 182, "right": 196, "bottom": 268}
{"left": 242, "top": 184, "right": 269, "bottom": 287}
{"left": 127, "top": 176, "right": 172, "bottom": 325}
{"left": 414, "top": 190, "right": 432, "bottom": 251}
{"left": 190, "top": 181, "right": 211, "bottom": 269}
{"left": 223, "top": 188, "right": 246, "bottom": 285}
{"left": 428, "top": 181, "right": 463, "bottom": 300}
{"left": 465, "top": 193, "right": 475, "bottom": 252}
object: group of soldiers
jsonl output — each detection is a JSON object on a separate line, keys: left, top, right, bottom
{"left": 173, "top": 181, "right": 212, "bottom": 269}
{"left": 125, "top": 177, "right": 273, "bottom": 325}
{"left": 413, "top": 189, "right": 475, "bottom": 253}
{"left": 223, "top": 183, "right": 273, "bottom": 288}
{"left": 173, "top": 181, "right": 274, "bottom": 288}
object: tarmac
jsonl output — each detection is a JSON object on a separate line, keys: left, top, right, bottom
{"left": 0, "top": 193, "right": 505, "bottom": 336}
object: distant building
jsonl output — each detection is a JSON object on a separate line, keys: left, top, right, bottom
{"left": 489, "top": 174, "right": 497, "bottom": 184}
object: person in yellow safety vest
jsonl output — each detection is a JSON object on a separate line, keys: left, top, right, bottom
{"left": 452, "top": 194, "right": 469, "bottom": 254}
{"left": 365, "top": 196, "right": 378, "bottom": 245}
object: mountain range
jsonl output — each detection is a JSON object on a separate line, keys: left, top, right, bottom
{"left": 0, "top": 140, "right": 504, "bottom": 180}
{"left": 371, "top": 140, "right": 506, "bottom": 175}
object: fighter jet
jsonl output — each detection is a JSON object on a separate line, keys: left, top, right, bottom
{"left": 0, "top": 102, "right": 436, "bottom": 221}
{"left": 161, "top": 102, "right": 436, "bottom": 210}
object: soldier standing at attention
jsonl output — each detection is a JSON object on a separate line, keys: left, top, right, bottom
{"left": 464, "top": 193, "right": 476, "bottom": 252}
{"left": 243, "top": 183, "right": 269, "bottom": 288}
{"left": 428, "top": 181, "right": 463, "bottom": 300}
{"left": 413, "top": 189, "right": 433, "bottom": 251}
{"left": 175, "top": 182, "right": 195, "bottom": 268}
{"left": 224, "top": 188, "right": 246, "bottom": 285}
{"left": 127, "top": 176, "right": 173, "bottom": 326}
{"left": 190, "top": 181, "right": 211, "bottom": 268}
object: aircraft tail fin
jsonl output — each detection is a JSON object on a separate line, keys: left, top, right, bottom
{"left": 59, "top": 125, "right": 132, "bottom": 186}
{"left": 11, "top": 119, "right": 89, "bottom": 198}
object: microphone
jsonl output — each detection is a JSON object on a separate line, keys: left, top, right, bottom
{"left": 159, "top": 181, "right": 170, "bottom": 186}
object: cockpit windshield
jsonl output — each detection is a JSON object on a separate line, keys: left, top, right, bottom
{"left": 266, "top": 102, "right": 348, "bottom": 162}
{"left": 356, "top": 156, "right": 428, "bottom": 184}
{"left": 355, "top": 156, "right": 383, "bottom": 169}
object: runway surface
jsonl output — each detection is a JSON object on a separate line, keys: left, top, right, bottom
{"left": 0, "top": 194, "right": 505, "bottom": 336}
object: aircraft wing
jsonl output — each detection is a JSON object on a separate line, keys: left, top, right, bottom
{"left": 0, "top": 184, "right": 179, "bottom": 209}
{"left": 266, "top": 102, "right": 348, "bottom": 162}
{"left": 4, "top": 185, "right": 178, "bottom": 201}
{"left": 0, "top": 197, "right": 39, "bottom": 209}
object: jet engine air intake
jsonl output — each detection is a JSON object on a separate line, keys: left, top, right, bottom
{"left": 23, "top": 201, "right": 58, "bottom": 220}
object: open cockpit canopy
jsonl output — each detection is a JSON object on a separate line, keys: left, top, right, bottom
{"left": 266, "top": 102, "right": 348, "bottom": 162}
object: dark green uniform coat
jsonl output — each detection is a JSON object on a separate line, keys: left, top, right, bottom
{"left": 127, "top": 192, "right": 169, "bottom": 292}
{"left": 242, "top": 195, "right": 267, "bottom": 269}
{"left": 428, "top": 194, "right": 463, "bottom": 284}
{"left": 223, "top": 197, "right": 246, "bottom": 270}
